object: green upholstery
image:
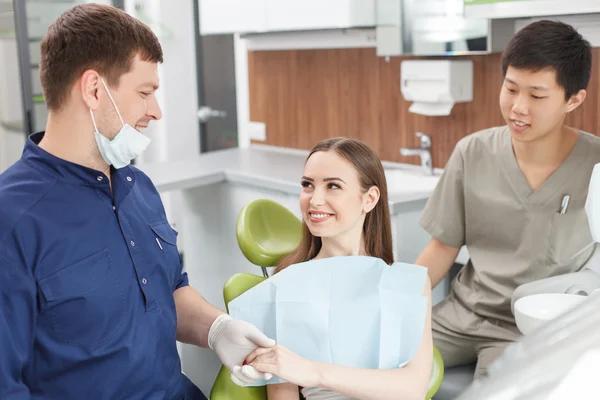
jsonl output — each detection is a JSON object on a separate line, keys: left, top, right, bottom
{"left": 222, "top": 273, "right": 267, "bottom": 314}
{"left": 427, "top": 346, "right": 444, "bottom": 400}
{"left": 210, "top": 272, "right": 444, "bottom": 400}
{"left": 235, "top": 199, "right": 302, "bottom": 269}
{"left": 210, "top": 274, "right": 268, "bottom": 400}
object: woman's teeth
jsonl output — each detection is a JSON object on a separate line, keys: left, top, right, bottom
{"left": 311, "top": 213, "right": 330, "bottom": 219}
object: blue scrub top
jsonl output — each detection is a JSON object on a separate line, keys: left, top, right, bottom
{"left": 0, "top": 132, "right": 206, "bottom": 400}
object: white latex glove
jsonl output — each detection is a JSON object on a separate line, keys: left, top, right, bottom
{"left": 209, "top": 314, "right": 275, "bottom": 385}
{"left": 230, "top": 365, "right": 267, "bottom": 386}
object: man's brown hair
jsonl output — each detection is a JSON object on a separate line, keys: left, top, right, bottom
{"left": 39, "top": 4, "right": 163, "bottom": 110}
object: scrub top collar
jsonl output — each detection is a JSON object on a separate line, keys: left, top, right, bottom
{"left": 22, "top": 131, "right": 135, "bottom": 187}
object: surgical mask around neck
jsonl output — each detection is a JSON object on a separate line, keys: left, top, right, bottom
{"left": 90, "top": 79, "right": 151, "bottom": 169}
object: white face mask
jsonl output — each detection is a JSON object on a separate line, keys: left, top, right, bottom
{"left": 90, "top": 79, "right": 151, "bottom": 169}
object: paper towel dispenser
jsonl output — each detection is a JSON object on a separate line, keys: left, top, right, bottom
{"left": 400, "top": 60, "right": 473, "bottom": 116}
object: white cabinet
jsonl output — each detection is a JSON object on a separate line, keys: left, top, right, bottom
{"left": 465, "top": 0, "right": 600, "bottom": 19}
{"left": 199, "top": 0, "right": 268, "bottom": 35}
{"left": 264, "top": 0, "right": 375, "bottom": 32}
{"left": 199, "top": 0, "right": 376, "bottom": 35}
{"left": 390, "top": 199, "right": 451, "bottom": 305}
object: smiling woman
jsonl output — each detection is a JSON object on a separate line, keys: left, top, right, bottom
{"left": 277, "top": 137, "right": 394, "bottom": 271}
{"left": 234, "top": 137, "right": 435, "bottom": 400}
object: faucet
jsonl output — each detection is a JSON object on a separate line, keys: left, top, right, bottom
{"left": 400, "top": 132, "right": 433, "bottom": 175}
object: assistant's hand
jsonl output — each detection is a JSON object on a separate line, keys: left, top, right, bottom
{"left": 208, "top": 314, "right": 275, "bottom": 386}
{"left": 246, "top": 344, "right": 321, "bottom": 388}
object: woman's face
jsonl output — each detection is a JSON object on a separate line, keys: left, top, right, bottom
{"left": 300, "top": 150, "right": 378, "bottom": 241}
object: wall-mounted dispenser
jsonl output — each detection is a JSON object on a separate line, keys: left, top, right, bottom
{"left": 400, "top": 59, "right": 473, "bottom": 116}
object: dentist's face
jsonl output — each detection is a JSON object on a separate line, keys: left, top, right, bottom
{"left": 499, "top": 66, "right": 582, "bottom": 144}
{"left": 299, "top": 150, "right": 368, "bottom": 240}
{"left": 97, "top": 54, "right": 163, "bottom": 140}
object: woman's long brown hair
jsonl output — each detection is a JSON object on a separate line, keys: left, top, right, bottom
{"left": 275, "top": 137, "right": 394, "bottom": 274}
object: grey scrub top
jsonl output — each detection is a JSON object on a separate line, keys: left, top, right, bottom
{"left": 420, "top": 126, "right": 600, "bottom": 324}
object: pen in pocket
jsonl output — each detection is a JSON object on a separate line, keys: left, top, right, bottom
{"left": 559, "top": 195, "right": 570, "bottom": 215}
{"left": 155, "top": 237, "right": 163, "bottom": 250}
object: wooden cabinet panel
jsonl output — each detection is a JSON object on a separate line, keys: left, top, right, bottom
{"left": 249, "top": 48, "right": 599, "bottom": 168}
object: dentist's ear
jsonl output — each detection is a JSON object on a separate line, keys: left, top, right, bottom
{"left": 80, "top": 70, "right": 101, "bottom": 110}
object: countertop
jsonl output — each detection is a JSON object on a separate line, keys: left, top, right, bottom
{"left": 140, "top": 144, "right": 443, "bottom": 214}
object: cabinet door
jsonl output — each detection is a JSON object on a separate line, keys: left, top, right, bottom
{"left": 264, "top": 0, "right": 375, "bottom": 32}
{"left": 199, "top": 0, "right": 267, "bottom": 35}
{"left": 465, "top": 0, "right": 600, "bottom": 19}
{"left": 390, "top": 201, "right": 451, "bottom": 305}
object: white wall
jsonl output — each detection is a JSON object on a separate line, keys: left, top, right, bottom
{"left": 124, "top": 0, "right": 200, "bottom": 164}
{"left": 124, "top": 0, "right": 201, "bottom": 250}
{"left": 0, "top": 36, "right": 25, "bottom": 173}
{"left": 0, "top": 124, "right": 25, "bottom": 173}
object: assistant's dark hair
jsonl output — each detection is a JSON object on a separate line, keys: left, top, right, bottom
{"left": 501, "top": 20, "right": 592, "bottom": 99}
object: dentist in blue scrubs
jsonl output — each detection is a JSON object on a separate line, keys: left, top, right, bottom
{"left": 0, "top": 4, "right": 274, "bottom": 399}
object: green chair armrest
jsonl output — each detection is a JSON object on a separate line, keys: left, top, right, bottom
{"left": 426, "top": 346, "right": 445, "bottom": 399}
{"left": 210, "top": 365, "right": 267, "bottom": 400}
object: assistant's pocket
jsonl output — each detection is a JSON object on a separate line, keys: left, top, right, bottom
{"left": 547, "top": 208, "right": 593, "bottom": 266}
{"left": 38, "top": 248, "right": 127, "bottom": 345}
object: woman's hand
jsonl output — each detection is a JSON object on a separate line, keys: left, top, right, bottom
{"left": 245, "top": 345, "right": 321, "bottom": 388}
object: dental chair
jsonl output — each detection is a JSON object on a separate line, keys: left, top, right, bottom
{"left": 432, "top": 363, "right": 475, "bottom": 400}
{"left": 210, "top": 198, "right": 444, "bottom": 400}
{"left": 235, "top": 198, "right": 303, "bottom": 278}
{"left": 512, "top": 245, "right": 600, "bottom": 309}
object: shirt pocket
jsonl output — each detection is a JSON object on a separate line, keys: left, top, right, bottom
{"left": 149, "top": 221, "right": 182, "bottom": 288}
{"left": 38, "top": 248, "right": 127, "bottom": 345}
{"left": 546, "top": 208, "right": 593, "bottom": 267}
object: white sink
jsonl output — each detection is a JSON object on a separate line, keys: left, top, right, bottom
{"left": 384, "top": 169, "right": 441, "bottom": 195}
{"left": 514, "top": 293, "right": 586, "bottom": 335}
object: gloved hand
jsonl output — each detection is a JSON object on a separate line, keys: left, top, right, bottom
{"left": 209, "top": 314, "right": 275, "bottom": 386}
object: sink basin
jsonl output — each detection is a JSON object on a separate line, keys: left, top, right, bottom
{"left": 383, "top": 169, "right": 440, "bottom": 195}
{"left": 514, "top": 293, "right": 586, "bottom": 335}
